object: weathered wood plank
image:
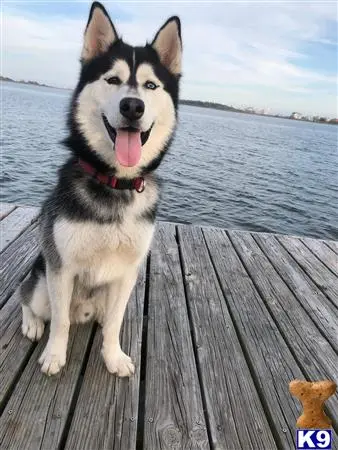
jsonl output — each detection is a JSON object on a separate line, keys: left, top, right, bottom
{"left": 144, "top": 223, "right": 209, "bottom": 450}
{"left": 277, "top": 235, "right": 338, "bottom": 307}
{"left": 1, "top": 286, "right": 22, "bottom": 338}
{"left": 65, "top": 263, "right": 146, "bottom": 450}
{"left": 0, "top": 205, "right": 39, "bottom": 253}
{"left": 0, "top": 324, "right": 93, "bottom": 450}
{"left": 0, "top": 203, "right": 16, "bottom": 221}
{"left": 0, "top": 297, "right": 36, "bottom": 409}
{"left": 254, "top": 233, "right": 338, "bottom": 350}
{"left": 0, "top": 284, "right": 38, "bottom": 409}
{"left": 0, "top": 223, "right": 40, "bottom": 308}
{"left": 301, "top": 237, "right": 338, "bottom": 277}
{"left": 203, "top": 227, "right": 306, "bottom": 449}
{"left": 178, "top": 225, "right": 277, "bottom": 449}
{"left": 229, "top": 230, "right": 338, "bottom": 422}
{"left": 0, "top": 321, "right": 35, "bottom": 411}
{"left": 325, "top": 240, "right": 338, "bottom": 254}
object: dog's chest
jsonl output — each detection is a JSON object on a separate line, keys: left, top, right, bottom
{"left": 53, "top": 214, "right": 153, "bottom": 280}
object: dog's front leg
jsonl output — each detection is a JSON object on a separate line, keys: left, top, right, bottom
{"left": 39, "top": 266, "right": 74, "bottom": 375}
{"left": 102, "top": 269, "right": 138, "bottom": 377}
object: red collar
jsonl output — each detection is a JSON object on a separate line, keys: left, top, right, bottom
{"left": 77, "top": 159, "right": 145, "bottom": 193}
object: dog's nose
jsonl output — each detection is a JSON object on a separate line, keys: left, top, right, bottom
{"left": 120, "top": 97, "right": 145, "bottom": 121}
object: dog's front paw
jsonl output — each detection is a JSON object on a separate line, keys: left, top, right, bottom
{"left": 39, "top": 344, "right": 66, "bottom": 376}
{"left": 102, "top": 348, "right": 135, "bottom": 377}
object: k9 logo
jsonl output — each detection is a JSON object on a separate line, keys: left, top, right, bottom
{"left": 296, "top": 430, "right": 332, "bottom": 449}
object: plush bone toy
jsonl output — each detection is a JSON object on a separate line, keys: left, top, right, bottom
{"left": 289, "top": 379, "right": 336, "bottom": 429}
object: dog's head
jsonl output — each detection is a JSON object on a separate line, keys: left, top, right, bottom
{"left": 69, "top": 1, "right": 182, "bottom": 178}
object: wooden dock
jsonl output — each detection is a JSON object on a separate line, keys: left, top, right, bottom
{"left": 1, "top": 203, "right": 337, "bottom": 450}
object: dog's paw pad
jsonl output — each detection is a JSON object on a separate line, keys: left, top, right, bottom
{"left": 102, "top": 350, "right": 135, "bottom": 377}
{"left": 39, "top": 349, "right": 66, "bottom": 376}
{"left": 22, "top": 316, "right": 45, "bottom": 341}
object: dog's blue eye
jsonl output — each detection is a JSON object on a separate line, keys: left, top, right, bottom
{"left": 144, "top": 81, "right": 158, "bottom": 90}
{"left": 106, "top": 76, "right": 121, "bottom": 85}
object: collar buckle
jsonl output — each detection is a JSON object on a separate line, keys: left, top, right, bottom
{"left": 134, "top": 177, "right": 145, "bottom": 193}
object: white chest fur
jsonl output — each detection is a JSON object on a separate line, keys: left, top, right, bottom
{"left": 53, "top": 208, "right": 154, "bottom": 284}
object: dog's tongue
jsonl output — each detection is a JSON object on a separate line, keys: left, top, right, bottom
{"left": 115, "top": 129, "right": 141, "bottom": 167}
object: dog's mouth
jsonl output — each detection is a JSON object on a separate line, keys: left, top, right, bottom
{"left": 102, "top": 114, "right": 152, "bottom": 167}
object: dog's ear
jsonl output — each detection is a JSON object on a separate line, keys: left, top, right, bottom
{"left": 81, "top": 2, "right": 118, "bottom": 62}
{"left": 151, "top": 17, "right": 182, "bottom": 75}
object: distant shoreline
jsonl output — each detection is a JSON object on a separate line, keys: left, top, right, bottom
{"left": 179, "top": 100, "right": 337, "bottom": 124}
{"left": 1, "top": 75, "right": 336, "bottom": 124}
{"left": 0, "top": 75, "right": 69, "bottom": 91}
{"left": 180, "top": 99, "right": 288, "bottom": 119}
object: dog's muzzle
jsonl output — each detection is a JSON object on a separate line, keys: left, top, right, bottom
{"left": 102, "top": 114, "right": 152, "bottom": 146}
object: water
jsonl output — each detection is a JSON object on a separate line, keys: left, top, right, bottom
{"left": 1, "top": 81, "right": 338, "bottom": 239}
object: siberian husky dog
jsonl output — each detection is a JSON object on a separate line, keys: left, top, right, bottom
{"left": 20, "top": 1, "right": 182, "bottom": 376}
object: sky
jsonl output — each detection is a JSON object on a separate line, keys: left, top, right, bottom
{"left": 1, "top": 1, "right": 338, "bottom": 117}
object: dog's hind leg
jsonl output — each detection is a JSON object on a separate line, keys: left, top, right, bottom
{"left": 39, "top": 265, "right": 74, "bottom": 376}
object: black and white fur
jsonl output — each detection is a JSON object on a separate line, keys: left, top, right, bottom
{"left": 20, "top": 1, "right": 182, "bottom": 376}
